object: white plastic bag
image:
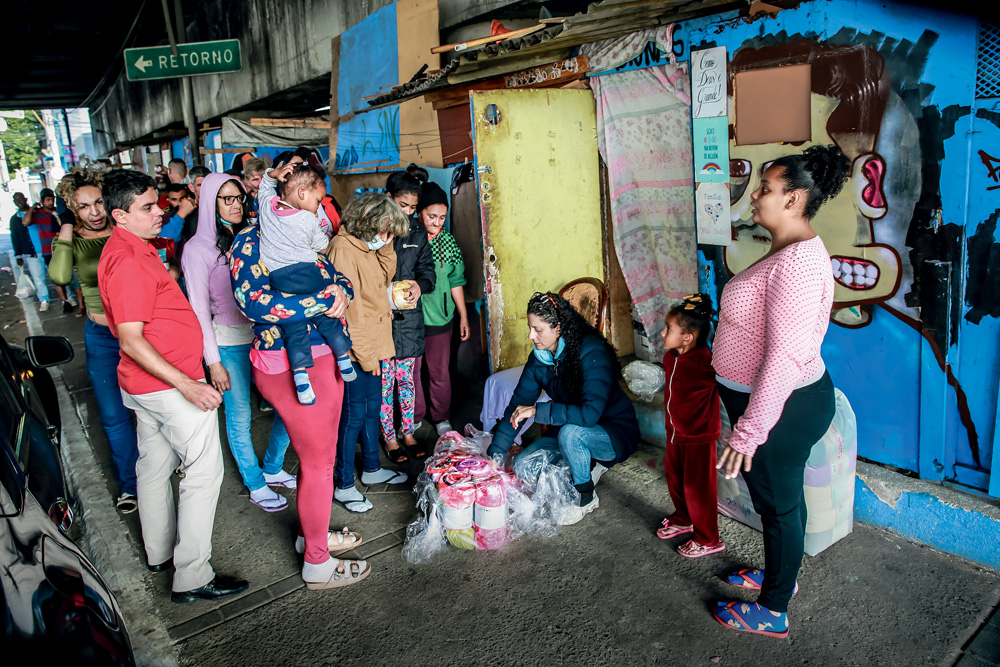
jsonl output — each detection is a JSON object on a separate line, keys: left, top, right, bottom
{"left": 622, "top": 360, "right": 666, "bottom": 401}
{"left": 15, "top": 272, "right": 34, "bottom": 299}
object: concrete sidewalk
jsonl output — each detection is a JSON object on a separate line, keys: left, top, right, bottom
{"left": 1, "top": 245, "right": 998, "bottom": 666}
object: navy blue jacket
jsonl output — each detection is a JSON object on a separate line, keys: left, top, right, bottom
{"left": 488, "top": 336, "right": 640, "bottom": 465}
{"left": 9, "top": 211, "right": 35, "bottom": 257}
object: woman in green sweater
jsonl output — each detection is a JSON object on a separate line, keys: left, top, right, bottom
{"left": 51, "top": 167, "right": 141, "bottom": 513}
{"left": 416, "top": 182, "right": 470, "bottom": 436}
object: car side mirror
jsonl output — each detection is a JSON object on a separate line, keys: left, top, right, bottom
{"left": 25, "top": 336, "right": 74, "bottom": 368}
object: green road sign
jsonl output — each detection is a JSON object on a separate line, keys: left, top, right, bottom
{"left": 124, "top": 39, "right": 242, "bottom": 81}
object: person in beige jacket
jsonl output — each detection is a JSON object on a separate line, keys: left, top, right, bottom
{"left": 328, "top": 192, "right": 412, "bottom": 512}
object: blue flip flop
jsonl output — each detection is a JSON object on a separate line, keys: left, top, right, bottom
{"left": 714, "top": 600, "right": 789, "bottom": 638}
{"left": 725, "top": 568, "right": 798, "bottom": 597}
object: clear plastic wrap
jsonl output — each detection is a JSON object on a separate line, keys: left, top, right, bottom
{"left": 622, "top": 360, "right": 666, "bottom": 401}
{"left": 401, "top": 425, "right": 581, "bottom": 563}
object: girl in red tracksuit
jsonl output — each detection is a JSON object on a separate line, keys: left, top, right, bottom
{"left": 655, "top": 294, "right": 724, "bottom": 557}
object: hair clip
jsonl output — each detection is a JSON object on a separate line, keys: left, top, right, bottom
{"left": 546, "top": 295, "right": 557, "bottom": 309}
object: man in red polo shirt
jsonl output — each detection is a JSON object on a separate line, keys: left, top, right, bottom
{"left": 98, "top": 169, "right": 248, "bottom": 604}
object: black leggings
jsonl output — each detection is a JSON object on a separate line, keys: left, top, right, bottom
{"left": 718, "top": 371, "right": 835, "bottom": 612}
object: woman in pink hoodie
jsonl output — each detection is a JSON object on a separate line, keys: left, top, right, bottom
{"left": 181, "top": 172, "right": 296, "bottom": 512}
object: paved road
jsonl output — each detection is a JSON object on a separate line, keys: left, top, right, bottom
{"left": 0, "top": 233, "right": 997, "bottom": 667}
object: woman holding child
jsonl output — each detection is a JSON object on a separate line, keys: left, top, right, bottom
{"left": 231, "top": 167, "right": 372, "bottom": 589}
{"left": 182, "top": 173, "right": 297, "bottom": 512}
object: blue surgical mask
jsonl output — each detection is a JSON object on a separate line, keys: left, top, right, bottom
{"left": 533, "top": 337, "right": 565, "bottom": 366}
{"left": 217, "top": 214, "right": 235, "bottom": 228}
{"left": 367, "top": 235, "right": 388, "bottom": 251}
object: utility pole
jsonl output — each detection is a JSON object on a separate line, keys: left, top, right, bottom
{"left": 161, "top": 0, "right": 201, "bottom": 165}
{"left": 62, "top": 110, "right": 75, "bottom": 167}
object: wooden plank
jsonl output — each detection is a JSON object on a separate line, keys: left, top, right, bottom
{"left": 200, "top": 146, "right": 255, "bottom": 154}
{"left": 432, "top": 23, "right": 545, "bottom": 54}
{"left": 328, "top": 35, "right": 341, "bottom": 174}
{"left": 250, "top": 118, "right": 331, "bottom": 128}
{"left": 397, "top": 0, "right": 442, "bottom": 167}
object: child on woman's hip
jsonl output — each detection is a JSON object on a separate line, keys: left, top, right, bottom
{"left": 656, "top": 294, "right": 724, "bottom": 558}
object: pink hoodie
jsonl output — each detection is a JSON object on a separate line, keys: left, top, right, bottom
{"left": 180, "top": 173, "right": 251, "bottom": 366}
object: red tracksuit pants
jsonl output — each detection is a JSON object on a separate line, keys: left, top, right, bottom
{"left": 664, "top": 439, "right": 720, "bottom": 547}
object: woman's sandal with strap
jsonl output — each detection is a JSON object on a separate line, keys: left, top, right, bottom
{"left": 294, "top": 528, "right": 363, "bottom": 555}
{"left": 713, "top": 601, "right": 789, "bottom": 638}
{"left": 656, "top": 518, "right": 694, "bottom": 539}
{"left": 725, "top": 568, "right": 798, "bottom": 597}
{"left": 677, "top": 539, "right": 726, "bottom": 558}
{"left": 383, "top": 440, "right": 408, "bottom": 464}
{"left": 305, "top": 559, "right": 371, "bottom": 590}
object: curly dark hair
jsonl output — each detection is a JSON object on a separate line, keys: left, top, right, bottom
{"left": 771, "top": 144, "right": 851, "bottom": 219}
{"left": 527, "top": 292, "right": 620, "bottom": 400}
{"left": 667, "top": 293, "right": 715, "bottom": 348}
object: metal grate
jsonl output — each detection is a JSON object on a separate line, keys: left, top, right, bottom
{"left": 977, "top": 23, "right": 1000, "bottom": 98}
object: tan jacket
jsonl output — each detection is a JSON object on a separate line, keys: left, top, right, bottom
{"left": 328, "top": 228, "right": 396, "bottom": 372}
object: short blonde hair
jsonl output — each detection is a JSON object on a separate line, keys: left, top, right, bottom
{"left": 342, "top": 192, "right": 410, "bottom": 242}
{"left": 243, "top": 157, "right": 267, "bottom": 179}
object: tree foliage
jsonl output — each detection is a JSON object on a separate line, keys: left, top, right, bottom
{"left": 0, "top": 115, "right": 44, "bottom": 174}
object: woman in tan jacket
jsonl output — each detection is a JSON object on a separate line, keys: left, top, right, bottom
{"left": 329, "top": 192, "right": 412, "bottom": 512}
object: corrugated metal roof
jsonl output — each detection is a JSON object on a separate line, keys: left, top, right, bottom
{"left": 364, "top": 0, "right": 746, "bottom": 108}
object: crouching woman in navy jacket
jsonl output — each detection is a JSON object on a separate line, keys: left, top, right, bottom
{"left": 487, "top": 292, "right": 639, "bottom": 524}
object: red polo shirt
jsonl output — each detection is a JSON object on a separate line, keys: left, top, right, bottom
{"left": 98, "top": 226, "right": 204, "bottom": 395}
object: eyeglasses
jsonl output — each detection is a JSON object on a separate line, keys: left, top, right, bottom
{"left": 217, "top": 194, "right": 247, "bottom": 206}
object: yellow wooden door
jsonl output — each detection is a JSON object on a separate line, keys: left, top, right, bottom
{"left": 471, "top": 89, "right": 603, "bottom": 372}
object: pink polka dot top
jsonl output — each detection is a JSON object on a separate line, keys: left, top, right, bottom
{"left": 713, "top": 235, "right": 834, "bottom": 456}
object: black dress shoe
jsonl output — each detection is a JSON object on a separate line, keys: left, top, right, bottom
{"left": 147, "top": 559, "right": 173, "bottom": 573}
{"left": 171, "top": 574, "right": 249, "bottom": 604}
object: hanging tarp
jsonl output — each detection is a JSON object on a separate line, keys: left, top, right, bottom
{"left": 221, "top": 116, "right": 330, "bottom": 149}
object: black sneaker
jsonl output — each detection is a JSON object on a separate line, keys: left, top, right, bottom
{"left": 61, "top": 300, "right": 75, "bottom": 313}
{"left": 171, "top": 574, "right": 249, "bottom": 604}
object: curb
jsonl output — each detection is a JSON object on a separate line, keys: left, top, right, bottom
{"left": 22, "top": 302, "right": 179, "bottom": 666}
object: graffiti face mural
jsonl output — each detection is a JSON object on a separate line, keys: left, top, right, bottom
{"left": 725, "top": 42, "right": 906, "bottom": 327}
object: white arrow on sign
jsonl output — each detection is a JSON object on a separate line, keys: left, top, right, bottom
{"left": 134, "top": 56, "right": 153, "bottom": 73}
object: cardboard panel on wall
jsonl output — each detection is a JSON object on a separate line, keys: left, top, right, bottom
{"left": 734, "top": 63, "right": 811, "bottom": 145}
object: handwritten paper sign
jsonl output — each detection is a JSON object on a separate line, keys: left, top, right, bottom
{"left": 691, "top": 47, "right": 727, "bottom": 118}
{"left": 693, "top": 116, "right": 729, "bottom": 183}
{"left": 696, "top": 181, "right": 732, "bottom": 246}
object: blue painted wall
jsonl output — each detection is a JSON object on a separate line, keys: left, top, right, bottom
{"left": 334, "top": 2, "right": 401, "bottom": 171}
{"left": 677, "top": 1, "right": 997, "bottom": 492}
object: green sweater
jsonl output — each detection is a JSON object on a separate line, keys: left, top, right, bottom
{"left": 421, "top": 231, "right": 466, "bottom": 327}
{"left": 50, "top": 236, "right": 109, "bottom": 314}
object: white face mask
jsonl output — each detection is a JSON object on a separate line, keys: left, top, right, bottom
{"left": 367, "top": 235, "right": 388, "bottom": 251}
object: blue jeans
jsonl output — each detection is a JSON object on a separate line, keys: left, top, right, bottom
{"left": 514, "top": 424, "right": 616, "bottom": 486}
{"left": 218, "top": 344, "right": 291, "bottom": 491}
{"left": 335, "top": 362, "right": 382, "bottom": 489}
{"left": 83, "top": 319, "right": 137, "bottom": 496}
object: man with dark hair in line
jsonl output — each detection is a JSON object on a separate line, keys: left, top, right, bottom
{"left": 22, "top": 187, "right": 77, "bottom": 312}
{"left": 188, "top": 165, "right": 211, "bottom": 206}
{"left": 98, "top": 168, "right": 248, "bottom": 604}
{"left": 161, "top": 182, "right": 196, "bottom": 243}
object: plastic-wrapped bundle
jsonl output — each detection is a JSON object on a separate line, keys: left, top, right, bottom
{"left": 622, "top": 360, "right": 666, "bottom": 402}
{"left": 402, "top": 426, "right": 582, "bottom": 563}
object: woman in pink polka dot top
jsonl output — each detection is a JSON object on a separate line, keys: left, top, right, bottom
{"left": 711, "top": 144, "right": 849, "bottom": 639}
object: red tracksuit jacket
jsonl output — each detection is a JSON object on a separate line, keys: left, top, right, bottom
{"left": 663, "top": 346, "right": 721, "bottom": 446}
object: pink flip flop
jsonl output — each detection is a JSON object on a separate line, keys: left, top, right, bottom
{"left": 656, "top": 518, "right": 694, "bottom": 539}
{"left": 677, "top": 539, "right": 726, "bottom": 558}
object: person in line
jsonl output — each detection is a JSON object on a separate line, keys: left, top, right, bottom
{"left": 98, "top": 169, "right": 247, "bottom": 604}
{"left": 23, "top": 188, "right": 78, "bottom": 312}
{"left": 242, "top": 157, "right": 267, "bottom": 222}
{"left": 258, "top": 162, "right": 356, "bottom": 404}
{"left": 9, "top": 192, "right": 50, "bottom": 311}
{"left": 167, "top": 158, "right": 189, "bottom": 184}
{"left": 182, "top": 172, "right": 297, "bottom": 512}
{"left": 487, "top": 292, "right": 640, "bottom": 525}
{"left": 656, "top": 294, "right": 724, "bottom": 558}
{"left": 189, "top": 165, "right": 211, "bottom": 206}
{"left": 160, "top": 183, "right": 196, "bottom": 243}
{"left": 272, "top": 148, "right": 341, "bottom": 237}
{"left": 382, "top": 165, "right": 435, "bottom": 461}
{"left": 416, "top": 182, "right": 470, "bottom": 435}
{"left": 712, "top": 145, "right": 845, "bottom": 638}
{"left": 329, "top": 192, "right": 412, "bottom": 512}
{"left": 50, "top": 167, "right": 144, "bottom": 513}
{"left": 231, "top": 203, "right": 371, "bottom": 590}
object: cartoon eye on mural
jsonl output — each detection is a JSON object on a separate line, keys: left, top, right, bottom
{"left": 725, "top": 41, "right": 904, "bottom": 328}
